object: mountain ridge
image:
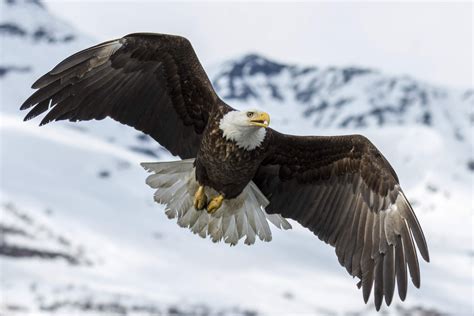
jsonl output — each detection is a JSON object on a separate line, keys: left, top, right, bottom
{"left": 211, "top": 53, "right": 472, "bottom": 143}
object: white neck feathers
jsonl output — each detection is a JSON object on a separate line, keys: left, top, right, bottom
{"left": 219, "top": 111, "right": 267, "bottom": 151}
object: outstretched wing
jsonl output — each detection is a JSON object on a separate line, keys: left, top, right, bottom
{"left": 21, "top": 33, "right": 224, "bottom": 159}
{"left": 254, "top": 130, "right": 429, "bottom": 310}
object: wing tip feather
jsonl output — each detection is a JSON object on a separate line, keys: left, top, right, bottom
{"left": 399, "top": 192, "right": 430, "bottom": 263}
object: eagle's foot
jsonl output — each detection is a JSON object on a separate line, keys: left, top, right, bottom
{"left": 193, "top": 185, "right": 207, "bottom": 210}
{"left": 207, "top": 194, "right": 224, "bottom": 214}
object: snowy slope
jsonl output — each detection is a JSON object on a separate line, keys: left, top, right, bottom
{"left": 1, "top": 0, "right": 473, "bottom": 315}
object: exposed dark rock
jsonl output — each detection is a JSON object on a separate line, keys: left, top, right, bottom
{"left": 426, "top": 184, "right": 438, "bottom": 193}
{"left": 295, "top": 87, "right": 316, "bottom": 103}
{"left": 66, "top": 124, "right": 88, "bottom": 133}
{"left": 37, "top": 295, "right": 258, "bottom": 316}
{"left": 421, "top": 112, "right": 432, "bottom": 125}
{"left": 136, "top": 133, "right": 150, "bottom": 142}
{"left": 282, "top": 291, "right": 294, "bottom": 300}
{"left": 290, "top": 66, "right": 317, "bottom": 77}
{"left": 334, "top": 98, "right": 353, "bottom": 108}
{"left": 0, "top": 23, "right": 27, "bottom": 36}
{"left": 454, "top": 129, "right": 464, "bottom": 141}
{"left": 5, "top": 0, "right": 44, "bottom": 8}
{"left": 394, "top": 304, "right": 446, "bottom": 316}
{"left": 129, "top": 146, "right": 160, "bottom": 158}
{"left": 4, "top": 304, "right": 29, "bottom": 313}
{"left": 341, "top": 67, "right": 372, "bottom": 83}
{"left": 462, "top": 89, "right": 473, "bottom": 100}
{"left": 235, "top": 54, "right": 286, "bottom": 77}
{"left": 0, "top": 65, "right": 31, "bottom": 77}
{"left": 57, "top": 236, "right": 71, "bottom": 247}
{"left": 41, "top": 300, "right": 129, "bottom": 314}
{"left": 212, "top": 54, "right": 287, "bottom": 101}
{"left": 4, "top": 203, "right": 33, "bottom": 224}
{"left": 32, "top": 27, "right": 76, "bottom": 43}
{"left": 152, "top": 232, "right": 163, "bottom": 239}
{"left": 98, "top": 170, "right": 111, "bottom": 178}
{"left": 0, "top": 20, "right": 76, "bottom": 43}
{"left": 0, "top": 243, "right": 80, "bottom": 265}
{"left": 467, "top": 160, "right": 474, "bottom": 172}
{"left": 1, "top": 202, "right": 93, "bottom": 266}
{"left": 0, "top": 224, "right": 32, "bottom": 238}
{"left": 339, "top": 115, "right": 367, "bottom": 128}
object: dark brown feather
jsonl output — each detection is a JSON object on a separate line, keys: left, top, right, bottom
{"left": 383, "top": 245, "right": 396, "bottom": 305}
{"left": 395, "top": 235, "right": 408, "bottom": 301}
{"left": 21, "top": 33, "right": 226, "bottom": 159}
{"left": 374, "top": 255, "right": 385, "bottom": 311}
{"left": 254, "top": 131, "right": 429, "bottom": 310}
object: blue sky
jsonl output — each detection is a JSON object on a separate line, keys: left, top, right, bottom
{"left": 44, "top": 1, "right": 472, "bottom": 88}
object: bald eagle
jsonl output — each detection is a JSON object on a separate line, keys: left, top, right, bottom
{"left": 21, "top": 33, "right": 429, "bottom": 310}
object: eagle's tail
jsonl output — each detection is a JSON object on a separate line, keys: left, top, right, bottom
{"left": 141, "top": 159, "right": 291, "bottom": 246}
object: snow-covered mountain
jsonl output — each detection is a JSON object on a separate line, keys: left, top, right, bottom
{"left": 1, "top": 0, "right": 472, "bottom": 315}
{"left": 211, "top": 53, "right": 472, "bottom": 141}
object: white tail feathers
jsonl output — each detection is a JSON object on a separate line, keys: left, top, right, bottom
{"left": 141, "top": 159, "right": 291, "bottom": 246}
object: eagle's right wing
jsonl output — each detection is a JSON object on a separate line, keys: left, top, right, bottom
{"left": 254, "top": 130, "right": 429, "bottom": 310}
{"left": 21, "top": 33, "right": 226, "bottom": 159}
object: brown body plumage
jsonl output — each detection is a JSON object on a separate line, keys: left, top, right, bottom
{"left": 20, "top": 32, "right": 429, "bottom": 311}
{"left": 196, "top": 105, "right": 270, "bottom": 198}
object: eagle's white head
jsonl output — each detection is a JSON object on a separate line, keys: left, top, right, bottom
{"left": 219, "top": 109, "right": 270, "bottom": 151}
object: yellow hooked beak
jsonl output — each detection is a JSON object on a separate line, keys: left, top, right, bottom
{"left": 250, "top": 112, "right": 270, "bottom": 128}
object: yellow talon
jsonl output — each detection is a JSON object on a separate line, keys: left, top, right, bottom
{"left": 207, "top": 194, "right": 224, "bottom": 214}
{"left": 193, "top": 185, "right": 207, "bottom": 210}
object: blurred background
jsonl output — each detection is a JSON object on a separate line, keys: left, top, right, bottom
{"left": 0, "top": 0, "right": 472, "bottom": 315}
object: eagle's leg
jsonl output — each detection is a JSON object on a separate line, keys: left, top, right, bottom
{"left": 207, "top": 194, "right": 224, "bottom": 214}
{"left": 193, "top": 185, "right": 207, "bottom": 210}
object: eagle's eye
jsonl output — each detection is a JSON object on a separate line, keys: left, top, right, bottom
{"left": 247, "top": 112, "right": 254, "bottom": 118}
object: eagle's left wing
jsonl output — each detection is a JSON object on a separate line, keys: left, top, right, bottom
{"left": 20, "top": 33, "right": 226, "bottom": 159}
{"left": 253, "top": 130, "right": 429, "bottom": 310}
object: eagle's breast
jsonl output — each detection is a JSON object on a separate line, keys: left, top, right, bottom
{"left": 195, "top": 111, "right": 269, "bottom": 198}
